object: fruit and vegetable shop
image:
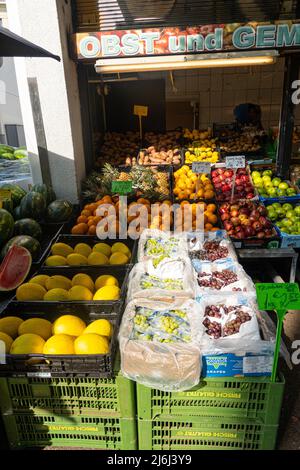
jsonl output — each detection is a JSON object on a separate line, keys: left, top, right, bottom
{"left": 1, "top": 0, "right": 300, "bottom": 452}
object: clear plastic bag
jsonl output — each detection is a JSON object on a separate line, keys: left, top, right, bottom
{"left": 127, "top": 257, "right": 197, "bottom": 302}
{"left": 188, "top": 230, "right": 237, "bottom": 270}
{"left": 195, "top": 261, "right": 256, "bottom": 296}
{"left": 119, "top": 298, "right": 203, "bottom": 391}
{"left": 138, "top": 229, "right": 188, "bottom": 267}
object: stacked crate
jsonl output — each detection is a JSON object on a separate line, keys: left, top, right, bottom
{"left": 0, "top": 368, "right": 137, "bottom": 450}
{"left": 137, "top": 375, "right": 285, "bottom": 450}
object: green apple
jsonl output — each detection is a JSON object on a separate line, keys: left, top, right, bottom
{"left": 267, "top": 187, "right": 277, "bottom": 197}
{"left": 262, "top": 175, "right": 272, "bottom": 183}
{"left": 277, "top": 189, "right": 286, "bottom": 197}
{"left": 272, "top": 178, "right": 281, "bottom": 187}
{"left": 278, "top": 182, "right": 289, "bottom": 190}
{"left": 253, "top": 176, "right": 263, "bottom": 185}
{"left": 275, "top": 208, "right": 285, "bottom": 218}
{"left": 282, "top": 203, "right": 293, "bottom": 212}
{"left": 294, "top": 206, "right": 300, "bottom": 216}
{"left": 282, "top": 218, "right": 293, "bottom": 228}
{"left": 286, "top": 188, "right": 296, "bottom": 196}
{"left": 272, "top": 202, "right": 281, "bottom": 209}
{"left": 263, "top": 170, "right": 273, "bottom": 177}
{"left": 267, "top": 209, "right": 277, "bottom": 221}
{"left": 286, "top": 210, "right": 296, "bottom": 219}
{"left": 252, "top": 171, "right": 261, "bottom": 179}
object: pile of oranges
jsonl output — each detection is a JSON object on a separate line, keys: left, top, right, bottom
{"left": 71, "top": 195, "right": 117, "bottom": 235}
{"left": 174, "top": 202, "right": 219, "bottom": 232}
{"left": 173, "top": 166, "right": 215, "bottom": 201}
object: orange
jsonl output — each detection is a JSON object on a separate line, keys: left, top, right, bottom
{"left": 102, "top": 195, "right": 113, "bottom": 204}
{"left": 88, "top": 225, "right": 97, "bottom": 235}
{"left": 87, "top": 219, "right": 95, "bottom": 227}
{"left": 190, "top": 193, "right": 197, "bottom": 200}
{"left": 204, "top": 190, "right": 215, "bottom": 199}
{"left": 197, "top": 188, "right": 204, "bottom": 198}
{"left": 77, "top": 215, "right": 87, "bottom": 224}
{"left": 81, "top": 210, "right": 92, "bottom": 217}
{"left": 205, "top": 223, "right": 213, "bottom": 231}
{"left": 211, "top": 227, "right": 219, "bottom": 231}
{"left": 71, "top": 223, "right": 88, "bottom": 235}
{"left": 207, "top": 213, "right": 218, "bottom": 225}
{"left": 206, "top": 203, "right": 217, "bottom": 213}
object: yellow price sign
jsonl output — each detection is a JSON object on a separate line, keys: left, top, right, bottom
{"left": 0, "top": 189, "right": 12, "bottom": 209}
{"left": 134, "top": 105, "right": 148, "bottom": 117}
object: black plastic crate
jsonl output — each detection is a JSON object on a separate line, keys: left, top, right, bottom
{"left": 43, "top": 235, "right": 137, "bottom": 266}
{"left": 11, "top": 265, "right": 130, "bottom": 311}
{"left": 0, "top": 304, "right": 120, "bottom": 377}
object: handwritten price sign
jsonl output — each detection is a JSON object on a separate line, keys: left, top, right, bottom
{"left": 226, "top": 155, "right": 246, "bottom": 169}
{"left": 192, "top": 162, "right": 211, "bottom": 174}
{"left": 256, "top": 283, "right": 300, "bottom": 311}
{"left": 111, "top": 180, "right": 133, "bottom": 195}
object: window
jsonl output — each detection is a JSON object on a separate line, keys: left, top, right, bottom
{"left": 5, "top": 124, "right": 25, "bottom": 147}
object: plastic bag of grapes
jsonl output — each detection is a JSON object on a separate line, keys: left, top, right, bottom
{"left": 138, "top": 229, "right": 189, "bottom": 267}
{"left": 127, "top": 257, "right": 197, "bottom": 302}
{"left": 119, "top": 298, "right": 203, "bottom": 391}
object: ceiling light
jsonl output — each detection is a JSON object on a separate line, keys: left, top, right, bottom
{"left": 95, "top": 51, "right": 278, "bottom": 74}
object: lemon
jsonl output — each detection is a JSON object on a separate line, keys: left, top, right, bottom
{"left": 72, "top": 273, "right": 94, "bottom": 292}
{"left": 74, "top": 243, "right": 92, "bottom": 258}
{"left": 29, "top": 275, "right": 50, "bottom": 288}
{"left": 74, "top": 333, "right": 109, "bottom": 354}
{"left": 67, "top": 253, "right": 88, "bottom": 266}
{"left": 87, "top": 252, "right": 109, "bottom": 266}
{"left": 52, "top": 315, "right": 86, "bottom": 337}
{"left": 10, "top": 334, "right": 45, "bottom": 354}
{"left": 111, "top": 242, "right": 131, "bottom": 257}
{"left": 46, "top": 275, "right": 72, "bottom": 291}
{"left": 95, "top": 275, "right": 119, "bottom": 291}
{"left": 16, "top": 283, "right": 47, "bottom": 301}
{"left": 0, "top": 332, "right": 13, "bottom": 353}
{"left": 68, "top": 286, "right": 93, "bottom": 301}
{"left": 83, "top": 319, "right": 113, "bottom": 338}
{"left": 109, "top": 252, "right": 129, "bottom": 265}
{"left": 0, "top": 317, "right": 23, "bottom": 338}
{"left": 43, "top": 334, "right": 75, "bottom": 355}
{"left": 93, "top": 285, "right": 120, "bottom": 301}
{"left": 18, "top": 318, "right": 52, "bottom": 340}
{"left": 51, "top": 243, "right": 73, "bottom": 257}
{"left": 46, "top": 255, "right": 67, "bottom": 267}
{"left": 44, "top": 288, "right": 69, "bottom": 301}
{"left": 93, "top": 243, "right": 112, "bottom": 257}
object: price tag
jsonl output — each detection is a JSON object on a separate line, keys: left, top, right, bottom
{"left": 192, "top": 162, "right": 211, "bottom": 174}
{"left": 226, "top": 155, "right": 245, "bottom": 169}
{"left": 27, "top": 372, "right": 52, "bottom": 378}
{"left": 0, "top": 190, "right": 12, "bottom": 200}
{"left": 256, "top": 283, "right": 300, "bottom": 311}
{"left": 111, "top": 180, "right": 133, "bottom": 195}
{"left": 134, "top": 105, "right": 148, "bottom": 117}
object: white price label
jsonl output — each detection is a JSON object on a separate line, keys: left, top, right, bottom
{"left": 226, "top": 156, "right": 245, "bottom": 169}
{"left": 27, "top": 372, "right": 52, "bottom": 378}
{"left": 192, "top": 162, "right": 211, "bottom": 174}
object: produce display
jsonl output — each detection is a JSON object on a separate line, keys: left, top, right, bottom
{"left": 203, "top": 304, "right": 253, "bottom": 339}
{"left": 219, "top": 200, "right": 276, "bottom": 239}
{"left": 266, "top": 202, "right": 300, "bottom": 235}
{"left": 173, "top": 166, "right": 215, "bottom": 200}
{"left": 96, "top": 131, "right": 140, "bottom": 167}
{"left": 0, "top": 314, "right": 112, "bottom": 354}
{"left": 138, "top": 147, "right": 181, "bottom": 165}
{"left": 16, "top": 273, "right": 120, "bottom": 301}
{"left": 212, "top": 167, "right": 255, "bottom": 201}
{"left": 185, "top": 145, "right": 220, "bottom": 164}
{"left": 45, "top": 241, "right": 131, "bottom": 266}
{"left": 220, "top": 134, "right": 261, "bottom": 153}
{"left": 251, "top": 169, "right": 297, "bottom": 198}
{"left": 174, "top": 202, "right": 219, "bottom": 232}
{"left": 189, "top": 237, "right": 235, "bottom": 263}
{"left": 0, "top": 144, "right": 28, "bottom": 160}
{"left": 0, "top": 246, "right": 32, "bottom": 291}
{"left": 144, "top": 131, "right": 181, "bottom": 149}
{"left": 183, "top": 128, "right": 212, "bottom": 141}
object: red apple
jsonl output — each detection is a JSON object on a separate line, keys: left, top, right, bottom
{"left": 221, "top": 213, "right": 230, "bottom": 221}
{"left": 256, "top": 232, "right": 265, "bottom": 239}
{"left": 252, "top": 221, "right": 262, "bottom": 231}
{"left": 224, "top": 221, "right": 233, "bottom": 231}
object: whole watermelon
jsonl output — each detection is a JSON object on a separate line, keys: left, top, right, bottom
{"left": 2, "top": 199, "right": 13, "bottom": 214}
{"left": 1, "top": 235, "right": 41, "bottom": 261}
{"left": 31, "top": 184, "right": 56, "bottom": 205}
{"left": 14, "top": 219, "right": 42, "bottom": 240}
{"left": 0, "top": 183, "right": 26, "bottom": 207}
{"left": 0, "top": 209, "right": 14, "bottom": 246}
{"left": 46, "top": 199, "right": 73, "bottom": 222}
{"left": 13, "top": 206, "right": 22, "bottom": 220}
{"left": 20, "top": 191, "right": 46, "bottom": 220}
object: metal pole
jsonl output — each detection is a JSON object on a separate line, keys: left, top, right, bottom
{"left": 276, "top": 55, "right": 300, "bottom": 179}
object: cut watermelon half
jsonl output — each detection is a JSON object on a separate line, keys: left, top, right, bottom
{"left": 0, "top": 245, "right": 32, "bottom": 291}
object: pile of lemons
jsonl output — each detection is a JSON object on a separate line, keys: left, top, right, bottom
{"left": 0, "top": 315, "right": 112, "bottom": 355}
{"left": 45, "top": 242, "right": 131, "bottom": 266}
{"left": 16, "top": 273, "right": 121, "bottom": 302}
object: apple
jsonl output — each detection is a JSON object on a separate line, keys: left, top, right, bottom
{"left": 231, "top": 217, "right": 240, "bottom": 226}
{"left": 256, "top": 231, "right": 265, "bottom": 239}
{"left": 252, "top": 221, "right": 262, "bottom": 231}
{"left": 224, "top": 221, "right": 233, "bottom": 231}
{"left": 250, "top": 210, "right": 260, "bottom": 220}
{"left": 279, "top": 182, "right": 289, "bottom": 190}
{"left": 221, "top": 213, "right": 230, "bottom": 221}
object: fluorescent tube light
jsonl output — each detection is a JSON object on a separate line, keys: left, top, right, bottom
{"left": 95, "top": 51, "right": 278, "bottom": 74}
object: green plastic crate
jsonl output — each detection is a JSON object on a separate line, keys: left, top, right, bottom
{"left": 138, "top": 416, "right": 278, "bottom": 450}
{"left": 0, "top": 372, "right": 135, "bottom": 418}
{"left": 137, "top": 375, "right": 284, "bottom": 425}
{"left": 3, "top": 413, "right": 137, "bottom": 450}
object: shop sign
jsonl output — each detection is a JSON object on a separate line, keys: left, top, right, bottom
{"left": 73, "top": 21, "right": 300, "bottom": 60}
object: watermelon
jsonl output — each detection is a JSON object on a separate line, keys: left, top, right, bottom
{"left": 31, "top": 184, "right": 56, "bottom": 205}
{"left": 0, "top": 183, "right": 26, "bottom": 207}
{"left": 14, "top": 149, "right": 27, "bottom": 159}
{"left": 14, "top": 206, "right": 22, "bottom": 220}
{"left": 0, "top": 144, "right": 14, "bottom": 154}
{"left": 20, "top": 191, "right": 46, "bottom": 220}
{"left": 0, "top": 209, "right": 14, "bottom": 246}
{"left": 14, "top": 219, "right": 42, "bottom": 240}
{"left": 1, "top": 199, "right": 13, "bottom": 214}
{"left": 46, "top": 199, "right": 73, "bottom": 222}
{"left": 0, "top": 153, "right": 15, "bottom": 160}
{"left": 0, "top": 245, "right": 32, "bottom": 291}
{"left": 0, "top": 235, "right": 41, "bottom": 261}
